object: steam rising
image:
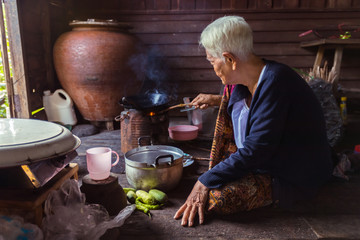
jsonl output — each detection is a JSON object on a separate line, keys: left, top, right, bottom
{"left": 128, "top": 46, "right": 177, "bottom": 98}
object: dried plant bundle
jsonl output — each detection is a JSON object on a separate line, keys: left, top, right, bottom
{"left": 307, "top": 61, "right": 338, "bottom": 84}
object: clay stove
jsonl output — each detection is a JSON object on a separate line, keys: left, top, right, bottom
{"left": 119, "top": 108, "right": 169, "bottom": 153}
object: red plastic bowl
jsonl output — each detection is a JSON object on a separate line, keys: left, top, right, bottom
{"left": 168, "top": 125, "right": 199, "bottom": 141}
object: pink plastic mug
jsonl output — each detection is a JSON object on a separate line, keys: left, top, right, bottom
{"left": 86, "top": 147, "right": 119, "bottom": 180}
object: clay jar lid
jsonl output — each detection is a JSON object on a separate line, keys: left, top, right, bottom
{"left": 0, "top": 118, "right": 80, "bottom": 167}
{"left": 69, "top": 19, "right": 132, "bottom": 31}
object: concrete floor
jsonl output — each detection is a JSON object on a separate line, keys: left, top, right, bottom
{"left": 71, "top": 115, "right": 360, "bottom": 240}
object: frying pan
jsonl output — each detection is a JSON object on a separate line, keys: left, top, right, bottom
{"left": 121, "top": 93, "right": 172, "bottom": 112}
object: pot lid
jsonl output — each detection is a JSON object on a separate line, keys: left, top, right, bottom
{"left": 0, "top": 118, "right": 80, "bottom": 168}
{"left": 125, "top": 145, "right": 183, "bottom": 168}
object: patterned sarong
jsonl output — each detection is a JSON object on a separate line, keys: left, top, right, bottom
{"left": 206, "top": 85, "right": 273, "bottom": 214}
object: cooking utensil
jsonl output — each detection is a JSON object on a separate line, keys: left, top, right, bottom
{"left": 182, "top": 153, "right": 211, "bottom": 167}
{"left": 120, "top": 93, "right": 171, "bottom": 113}
{"left": 124, "top": 138, "right": 184, "bottom": 191}
{"left": 180, "top": 106, "right": 196, "bottom": 112}
{"left": 183, "top": 158, "right": 194, "bottom": 168}
{"left": 183, "top": 153, "right": 211, "bottom": 169}
{"left": 168, "top": 125, "right": 199, "bottom": 141}
{"left": 157, "top": 103, "right": 190, "bottom": 114}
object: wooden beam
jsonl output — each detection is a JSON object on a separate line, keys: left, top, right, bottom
{"left": 332, "top": 46, "right": 344, "bottom": 85}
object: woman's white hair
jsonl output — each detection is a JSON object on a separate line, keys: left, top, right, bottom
{"left": 200, "top": 16, "right": 253, "bottom": 61}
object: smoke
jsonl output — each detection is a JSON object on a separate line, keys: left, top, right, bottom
{"left": 128, "top": 46, "right": 176, "bottom": 98}
{"left": 145, "top": 47, "right": 169, "bottom": 83}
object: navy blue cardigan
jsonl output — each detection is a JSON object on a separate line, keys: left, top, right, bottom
{"left": 199, "top": 60, "right": 333, "bottom": 208}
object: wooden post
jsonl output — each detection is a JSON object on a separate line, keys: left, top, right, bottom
{"left": 332, "top": 46, "right": 344, "bottom": 86}
{"left": 3, "top": 0, "right": 30, "bottom": 118}
{"left": 0, "top": 1, "right": 15, "bottom": 117}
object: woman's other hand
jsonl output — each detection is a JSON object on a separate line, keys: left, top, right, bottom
{"left": 173, "top": 180, "right": 209, "bottom": 227}
{"left": 191, "top": 94, "right": 222, "bottom": 109}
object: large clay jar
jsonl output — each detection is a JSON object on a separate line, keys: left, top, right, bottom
{"left": 53, "top": 19, "right": 144, "bottom": 122}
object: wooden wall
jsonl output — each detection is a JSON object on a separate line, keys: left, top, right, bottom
{"left": 71, "top": 0, "right": 360, "bottom": 11}
{"left": 69, "top": 0, "right": 360, "bottom": 111}
{"left": 7, "top": 0, "right": 360, "bottom": 119}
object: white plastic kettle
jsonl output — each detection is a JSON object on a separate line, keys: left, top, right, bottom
{"left": 43, "top": 89, "right": 77, "bottom": 126}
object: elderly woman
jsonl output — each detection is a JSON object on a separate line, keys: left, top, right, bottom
{"left": 174, "top": 16, "right": 333, "bottom": 227}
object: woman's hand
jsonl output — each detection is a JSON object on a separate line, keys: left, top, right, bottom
{"left": 173, "top": 180, "right": 209, "bottom": 227}
{"left": 191, "top": 94, "right": 222, "bottom": 109}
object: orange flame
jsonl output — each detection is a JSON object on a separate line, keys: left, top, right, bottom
{"left": 149, "top": 111, "right": 156, "bottom": 116}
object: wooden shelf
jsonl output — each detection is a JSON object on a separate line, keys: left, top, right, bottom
{"left": 300, "top": 39, "right": 360, "bottom": 86}
{"left": 300, "top": 38, "right": 360, "bottom": 48}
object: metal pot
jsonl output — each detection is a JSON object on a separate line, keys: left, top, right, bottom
{"left": 124, "top": 144, "right": 184, "bottom": 192}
